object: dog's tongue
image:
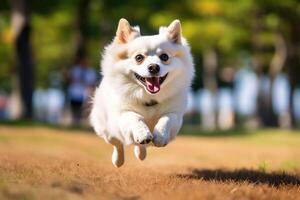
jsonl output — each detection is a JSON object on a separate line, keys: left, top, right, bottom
{"left": 145, "top": 77, "right": 160, "bottom": 94}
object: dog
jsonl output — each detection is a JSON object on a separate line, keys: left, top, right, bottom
{"left": 90, "top": 18, "right": 194, "bottom": 167}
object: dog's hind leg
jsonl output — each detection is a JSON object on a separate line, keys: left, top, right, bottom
{"left": 134, "top": 145, "right": 147, "bottom": 161}
{"left": 112, "top": 144, "right": 124, "bottom": 167}
{"left": 108, "top": 136, "right": 124, "bottom": 167}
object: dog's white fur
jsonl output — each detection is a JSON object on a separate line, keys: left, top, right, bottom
{"left": 90, "top": 18, "right": 194, "bottom": 167}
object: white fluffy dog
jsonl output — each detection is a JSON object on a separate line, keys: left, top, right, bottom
{"left": 90, "top": 18, "right": 194, "bottom": 167}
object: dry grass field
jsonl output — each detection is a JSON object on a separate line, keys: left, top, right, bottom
{"left": 0, "top": 125, "right": 300, "bottom": 200}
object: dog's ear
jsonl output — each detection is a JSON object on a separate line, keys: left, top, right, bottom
{"left": 115, "top": 18, "right": 140, "bottom": 44}
{"left": 167, "top": 19, "right": 182, "bottom": 44}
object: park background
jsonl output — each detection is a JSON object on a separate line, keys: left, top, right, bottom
{"left": 0, "top": 1, "right": 300, "bottom": 199}
{"left": 1, "top": 0, "right": 300, "bottom": 129}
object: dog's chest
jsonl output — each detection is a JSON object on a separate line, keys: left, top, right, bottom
{"left": 143, "top": 99, "right": 158, "bottom": 107}
{"left": 144, "top": 117, "right": 159, "bottom": 132}
{"left": 139, "top": 103, "right": 165, "bottom": 131}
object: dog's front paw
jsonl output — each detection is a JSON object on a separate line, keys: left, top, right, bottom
{"left": 133, "top": 131, "right": 153, "bottom": 145}
{"left": 152, "top": 131, "right": 169, "bottom": 147}
{"left": 132, "top": 121, "right": 153, "bottom": 145}
{"left": 152, "top": 123, "right": 171, "bottom": 147}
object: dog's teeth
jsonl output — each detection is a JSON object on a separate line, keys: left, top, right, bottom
{"left": 135, "top": 73, "right": 146, "bottom": 83}
{"left": 135, "top": 73, "right": 140, "bottom": 79}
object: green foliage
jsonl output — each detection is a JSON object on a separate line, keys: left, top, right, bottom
{"left": 0, "top": 11, "right": 12, "bottom": 92}
{"left": 0, "top": 0, "right": 300, "bottom": 90}
{"left": 32, "top": 10, "right": 75, "bottom": 87}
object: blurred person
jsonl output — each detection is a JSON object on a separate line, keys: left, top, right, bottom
{"left": 198, "top": 89, "right": 216, "bottom": 130}
{"left": 218, "top": 67, "right": 235, "bottom": 130}
{"left": 33, "top": 89, "right": 48, "bottom": 122}
{"left": 33, "top": 72, "right": 65, "bottom": 124}
{"left": 184, "top": 91, "right": 199, "bottom": 125}
{"left": 218, "top": 89, "right": 234, "bottom": 130}
{"left": 46, "top": 72, "right": 65, "bottom": 124}
{"left": 234, "top": 67, "right": 259, "bottom": 128}
{"left": 0, "top": 91, "right": 8, "bottom": 119}
{"left": 234, "top": 68, "right": 258, "bottom": 116}
{"left": 293, "top": 89, "right": 300, "bottom": 127}
{"left": 186, "top": 91, "right": 197, "bottom": 114}
{"left": 68, "top": 57, "right": 97, "bottom": 125}
{"left": 7, "top": 77, "right": 23, "bottom": 120}
{"left": 272, "top": 73, "right": 291, "bottom": 128}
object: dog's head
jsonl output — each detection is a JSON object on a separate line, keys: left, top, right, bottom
{"left": 102, "top": 18, "right": 194, "bottom": 98}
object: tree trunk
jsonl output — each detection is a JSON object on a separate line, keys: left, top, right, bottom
{"left": 286, "top": 23, "right": 300, "bottom": 128}
{"left": 251, "top": 13, "right": 267, "bottom": 128}
{"left": 269, "top": 33, "right": 287, "bottom": 79}
{"left": 269, "top": 32, "right": 288, "bottom": 128}
{"left": 287, "top": 48, "right": 300, "bottom": 128}
{"left": 202, "top": 48, "right": 218, "bottom": 130}
{"left": 74, "top": 0, "right": 90, "bottom": 62}
{"left": 203, "top": 48, "right": 218, "bottom": 94}
{"left": 10, "top": 0, "right": 35, "bottom": 119}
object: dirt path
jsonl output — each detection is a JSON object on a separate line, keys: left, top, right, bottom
{"left": 0, "top": 126, "right": 299, "bottom": 200}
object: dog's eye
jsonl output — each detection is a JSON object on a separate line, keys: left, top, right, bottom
{"left": 159, "top": 53, "right": 169, "bottom": 62}
{"left": 135, "top": 54, "right": 144, "bottom": 63}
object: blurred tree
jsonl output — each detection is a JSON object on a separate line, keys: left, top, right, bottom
{"left": 253, "top": 0, "right": 300, "bottom": 128}
{"left": 0, "top": 0, "right": 300, "bottom": 128}
{"left": 74, "top": 0, "right": 91, "bottom": 62}
{"left": 0, "top": 1, "right": 12, "bottom": 92}
{"left": 272, "top": 0, "right": 300, "bottom": 127}
{"left": 9, "top": 0, "right": 35, "bottom": 119}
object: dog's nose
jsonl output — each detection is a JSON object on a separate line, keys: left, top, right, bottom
{"left": 148, "top": 64, "right": 160, "bottom": 75}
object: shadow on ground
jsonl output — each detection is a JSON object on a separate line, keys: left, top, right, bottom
{"left": 176, "top": 168, "right": 300, "bottom": 187}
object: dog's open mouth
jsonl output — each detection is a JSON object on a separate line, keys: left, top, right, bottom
{"left": 134, "top": 73, "right": 168, "bottom": 94}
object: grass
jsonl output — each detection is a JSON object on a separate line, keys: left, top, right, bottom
{"left": 0, "top": 125, "right": 300, "bottom": 200}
